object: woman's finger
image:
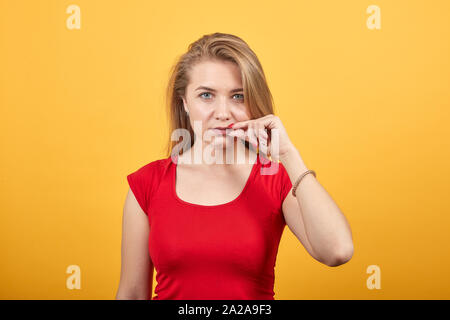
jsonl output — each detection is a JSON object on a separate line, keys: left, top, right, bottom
{"left": 228, "top": 128, "right": 257, "bottom": 151}
{"left": 258, "top": 136, "right": 271, "bottom": 163}
{"left": 227, "top": 129, "right": 250, "bottom": 145}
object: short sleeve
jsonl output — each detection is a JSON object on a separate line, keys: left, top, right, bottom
{"left": 279, "top": 162, "right": 292, "bottom": 204}
{"left": 126, "top": 160, "right": 161, "bottom": 216}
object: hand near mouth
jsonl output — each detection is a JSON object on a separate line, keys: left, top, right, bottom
{"left": 227, "top": 128, "right": 271, "bottom": 161}
{"left": 228, "top": 114, "right": 295, "bottom": 161}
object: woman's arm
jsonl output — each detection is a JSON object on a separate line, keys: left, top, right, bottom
{"left": 115, "top": 188, "right": 153, "bottom": 300}
{"left": 281, "top": 146, "right": 354, "bottom": 267}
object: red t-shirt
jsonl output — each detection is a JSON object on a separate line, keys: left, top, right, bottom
{"left": 126, "top": 154, "right": 292, "bottom": 300}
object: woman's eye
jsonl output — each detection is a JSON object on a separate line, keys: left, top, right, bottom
{"left": 199, "top": 92, "right": 212, "bottom": 99}
{"left": 199, "top": 92, "right": 244, "bottom": 101}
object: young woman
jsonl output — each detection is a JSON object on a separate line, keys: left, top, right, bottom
{"left": 116, "top": 32, "right": 354, "bottom": 300}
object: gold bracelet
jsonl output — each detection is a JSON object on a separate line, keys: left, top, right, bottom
{"left": 292, "top": 169, "right": 316, "bottom": 197}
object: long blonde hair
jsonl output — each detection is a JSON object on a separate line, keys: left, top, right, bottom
{"left": 165, "top": 32, "right": 275, "bottom": 157}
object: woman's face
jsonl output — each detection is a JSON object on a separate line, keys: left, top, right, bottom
{"left": 181, "top": 59, "right": 251, "bottom": 152}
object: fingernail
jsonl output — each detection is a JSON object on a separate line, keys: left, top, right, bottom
{"left": 227, "top": 123, "right": 234, "bottom": 129}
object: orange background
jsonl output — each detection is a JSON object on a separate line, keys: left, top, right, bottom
{"left": 1, "top": 0, "right": 449, "bottom": 299}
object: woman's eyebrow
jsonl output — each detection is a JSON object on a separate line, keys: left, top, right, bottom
{"left": 195, "top": 86, "right": 243, "bottom": 93}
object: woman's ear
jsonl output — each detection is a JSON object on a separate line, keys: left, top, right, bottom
{"left": 181, "top": 96, "right": 188, "bottom": 113}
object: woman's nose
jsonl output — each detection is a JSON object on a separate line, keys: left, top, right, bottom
{"left": 214, "top": 99, "right": 233, "bottom": 119}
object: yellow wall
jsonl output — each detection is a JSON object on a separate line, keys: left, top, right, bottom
{"left": 1, "top": 0, "right": 449, "bottom": 299}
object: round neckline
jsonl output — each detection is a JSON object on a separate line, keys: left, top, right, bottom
{"left": 172, "top": 154, "right": 260, "bottom": 209}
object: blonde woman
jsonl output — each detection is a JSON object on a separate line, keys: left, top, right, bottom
{"left": 116, "top": 32, "right": 353, "bottom": 300}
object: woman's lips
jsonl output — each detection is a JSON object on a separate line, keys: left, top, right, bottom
{"left": 212, "top": 128, "right": 229, "bottom": 135}
{"left": 211, "top": 123, "right": 235, "bottom": 135}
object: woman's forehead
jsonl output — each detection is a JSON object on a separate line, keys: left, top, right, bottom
{"left": 188, "top": 61, "right": 242, "bottom": 91}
